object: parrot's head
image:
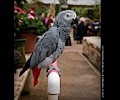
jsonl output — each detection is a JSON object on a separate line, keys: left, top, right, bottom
{"left": 53, "top": 10, "right": 78, "bottom": 39}
{"left": 54, "top": 10, "right": 77, "bottom": 28}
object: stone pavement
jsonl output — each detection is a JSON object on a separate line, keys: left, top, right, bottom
{"left": 19, "top": 35, "right": 101, "bottom": 100}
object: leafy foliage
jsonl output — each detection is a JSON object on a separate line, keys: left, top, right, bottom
{"left": 14, "top": 10, "right": 46, "bottom": 37}
{"left": 71, "top": 7, "right": 88, "bottom": 17}
{"left": 22, "top": 1, "right": 48, "bottom": 15}
{"left": 93, "top": 5, "right": 100, "bottom": 19}
{"left": 71, "top": 5, "right": 101, "bottom": 20}
{"left": 58, "top": 0, "right": 67, "bottom": 5}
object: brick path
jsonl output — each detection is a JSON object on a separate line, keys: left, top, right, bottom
{"left": 19, "top": 35, "right": 101, "bottom": 100}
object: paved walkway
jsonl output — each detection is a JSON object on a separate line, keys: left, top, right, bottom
{"left": 19, "top": 35, "right": 101, "bottom": 100}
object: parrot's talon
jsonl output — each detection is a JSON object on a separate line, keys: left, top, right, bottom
{"left": 46, "top": 65, "right": 61, "bottom": 77}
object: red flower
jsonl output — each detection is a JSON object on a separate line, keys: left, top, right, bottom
{"left": 29, "top": 10, "right": 36, "bottom": 17}
{"left": 14, "top": 6, "right": 25, "bottom": 14}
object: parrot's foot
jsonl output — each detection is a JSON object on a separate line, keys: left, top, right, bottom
{"left": 46, "top": 65, "right": 61, "bottom": 77}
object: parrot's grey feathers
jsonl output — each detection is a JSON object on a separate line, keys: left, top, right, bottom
{"left": 19, "top": 10, "right": 77, "bottom": 76}
{"left": 30, "top": 27, "right": 59, "bottom": 68}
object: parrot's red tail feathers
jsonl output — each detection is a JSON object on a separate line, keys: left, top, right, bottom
{"left": 32, "top": 67, "right": 41, "bottom": 87}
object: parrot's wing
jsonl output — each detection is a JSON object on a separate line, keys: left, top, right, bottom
{"left": 30, "top": 27, "right": 59, "bottom": 67}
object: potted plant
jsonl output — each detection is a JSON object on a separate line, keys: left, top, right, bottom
{"left": 14, "top": 6, "right": 46, "bottom": 53}
{"left": 14, "top": 5, "right": 27, "bottom": 67}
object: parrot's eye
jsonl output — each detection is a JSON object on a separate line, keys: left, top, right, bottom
{"left": 63, "top": 12, "right": 72, "bottom": 20}
{"left": 66, "top": 13, "right": 71, "bottom": 17}
{"left": 66, "top": 14, "right": 70, "bottom": 17}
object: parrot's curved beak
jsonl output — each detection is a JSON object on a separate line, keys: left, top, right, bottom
{"left": 71, "top": 17, "right": 78, "bottom": 26}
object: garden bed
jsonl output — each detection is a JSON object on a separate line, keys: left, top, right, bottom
{"left": 83, "top": 36, "right": 101, "bottom": 70}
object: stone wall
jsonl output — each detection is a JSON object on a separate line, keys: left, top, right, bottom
{"left": 83, "top": 36, "right": 101, "bottom": 70}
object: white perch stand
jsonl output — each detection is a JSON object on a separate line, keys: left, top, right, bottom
{"left": 47, "top": 61, "right": 60, "bottom": 100}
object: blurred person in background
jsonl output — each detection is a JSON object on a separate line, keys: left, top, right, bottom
{"left": 46, "top": 14, "right": 54, "bottom": 30}
{"left": 76, "top": 17, "right": 86, "bottom": 44}
{"left": 87, "top": 19, "right": 101, "bottom": 36}
{"left": 39, "top": 13, "right": 46, "bottom": 26}
{"left": 84, "top": 18, "right": 91, "bottom": 36}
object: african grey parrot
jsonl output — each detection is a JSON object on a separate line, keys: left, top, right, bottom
{"left": 19, "top": 10, "right": 77, "bottom": 86}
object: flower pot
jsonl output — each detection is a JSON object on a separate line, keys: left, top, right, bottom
{"left": 14, "top": 39, "right": 26, "bottom": 67}
{"left": 20, "top": 30, "right": 38, "bottom": 53}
